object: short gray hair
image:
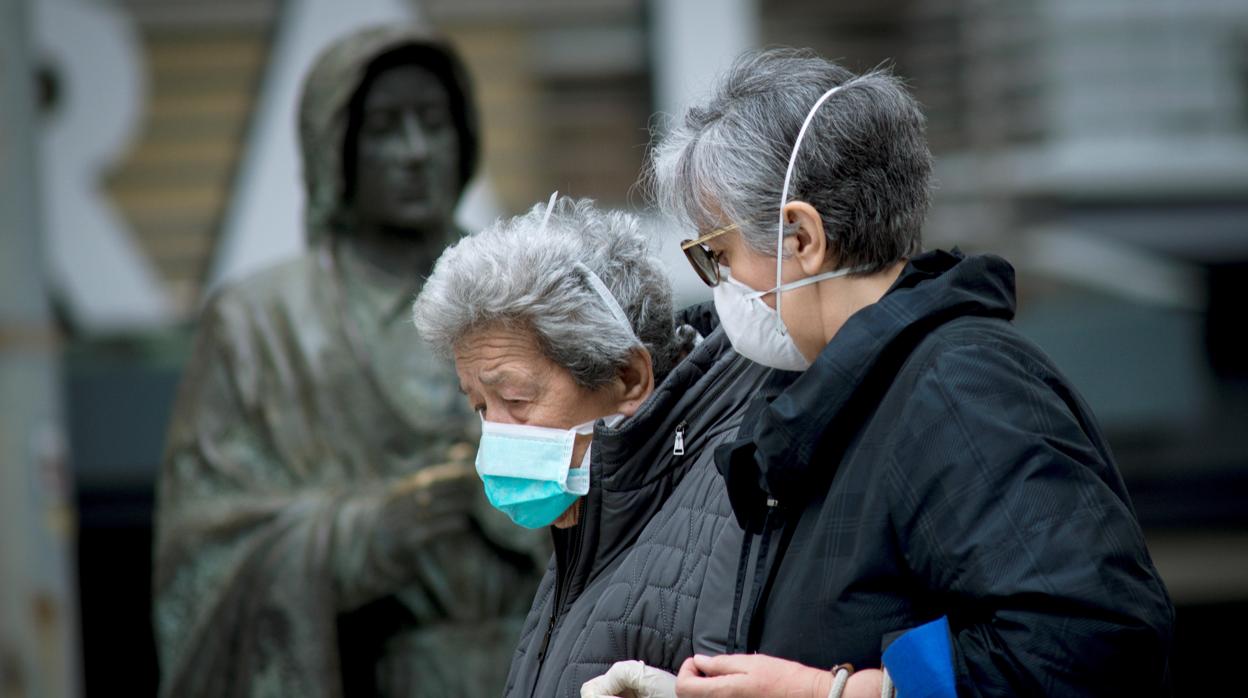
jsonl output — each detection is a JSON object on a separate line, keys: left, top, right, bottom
{"left": 649, "top": 48, "right": 931, "bottom": 271}
{"left": 413, "top": 197, "right": 685, "bottom": 388}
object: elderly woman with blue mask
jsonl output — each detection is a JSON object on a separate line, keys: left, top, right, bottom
{"left": 412, "top": 196, "right": 780, "bottom": 698}
{"left": 618, "top": 49, "right": 1171, "bottom": 698}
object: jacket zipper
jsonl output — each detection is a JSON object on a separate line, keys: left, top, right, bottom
{"left": 536, "top": 536, "right": 579, "bottom": 663}
{"left": 535, "top": 617, "right": 555, "bottom": 663}
{"left": 530, "top": 355, "right": 755, "bottom": 689}
{"left": 740, "top": 496, "right": 780, "bottom": 652}
{"left": 530, "top": 519, "right": 583, "bottom": 695}
{"left": 669, "top": 354, "right": 755, "bottom": 459}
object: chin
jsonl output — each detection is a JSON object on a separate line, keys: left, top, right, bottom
{"left": 552, "top": 500, "right": 582, "bottom": 528}
{"left": 376, "top": 214, "right": 434, "bottom": 234}
{"left": 387, "top": 203, "right": 451, "bottom": 231}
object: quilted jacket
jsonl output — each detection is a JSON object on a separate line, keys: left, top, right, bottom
{"left": 502, "top": 316, "right": 786, "bottom": 698}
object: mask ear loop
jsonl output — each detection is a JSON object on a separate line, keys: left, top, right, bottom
{"left": 774, "top": 81, "right": 854, "bottom": 333}
{"left": 539, "top": 190, "right": 558, "bottom": 233}
{"left": 540, "top": 190, "right": 640, "bottom": 347}
{"left": 574, "top": 261, "right": 641, "bottom": 347}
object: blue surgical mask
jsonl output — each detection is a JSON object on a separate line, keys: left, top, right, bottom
{"left": 475, "top": 416, "right": 596, "bottom": 529}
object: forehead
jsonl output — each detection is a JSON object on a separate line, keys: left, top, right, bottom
{"left": 453, "top": 326, "right": 555, "bottom": 387}
{"left": 362, "top": 63, "right": 451, "bottom": 111}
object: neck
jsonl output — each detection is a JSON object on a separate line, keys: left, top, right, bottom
{"left": 816, "top": 260, "right": 907, "bottom": 346}
{"left": 342, "top": 219, "right": 452, "bottom": 282}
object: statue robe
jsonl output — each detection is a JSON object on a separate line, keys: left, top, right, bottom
{"left": 153, "top": 25, "right": 546, "bottom": 698}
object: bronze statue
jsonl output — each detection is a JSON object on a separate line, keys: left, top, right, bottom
{"left": 154, "top": 25, "right": 547, "bottom": 698}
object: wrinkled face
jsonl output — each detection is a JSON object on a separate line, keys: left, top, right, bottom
{"left": 453, "top": 326, "right": 624, "bottom": 432}
{"left": 454, "top": 325, "right": 628, "bottom": 528}
{"left": 351, "top": 64, "right": 460, "bottom": 232}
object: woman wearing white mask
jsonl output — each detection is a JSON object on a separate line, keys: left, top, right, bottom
{"left": 595, "top": 49, "right": 1173, "bottom": 698}
{"left": 412, "top": 196, "right": 786, "bottom": 698}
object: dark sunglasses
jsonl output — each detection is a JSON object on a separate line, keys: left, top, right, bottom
{"left": 679, "top": 223, "right": 739, "bottom": 287}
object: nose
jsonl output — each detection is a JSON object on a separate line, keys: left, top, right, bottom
{"left": 397, "top": 112, "right": 429, "bottom": 162}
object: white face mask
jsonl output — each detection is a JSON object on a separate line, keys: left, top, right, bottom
{"left": 712, "top": 80, "right": 871, "bottom": 371}
{"left": 713, "top": 267, "right": 868, "bottom": 371}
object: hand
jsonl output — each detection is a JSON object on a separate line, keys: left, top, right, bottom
{"left": 675, "top": 654, "right": 885, "bottom": 698}
{"left": 675, "top": 654, "right": 830, "bottom": 698}
{"left": 582, "top": 660, "right": 677, "bottom": 698}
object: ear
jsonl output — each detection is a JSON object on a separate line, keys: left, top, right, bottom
{"left": 614, "top": 345, "right": 655, "bottom": 417}
{"left": 782, "top": 201, "right": 829, "bottom": 275}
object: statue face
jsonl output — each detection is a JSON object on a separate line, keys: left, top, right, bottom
{"left": 350, "top": 63, "right": 460, "bottom": 232}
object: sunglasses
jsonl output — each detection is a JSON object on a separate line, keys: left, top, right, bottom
{"left": 679, "top": 223, "right": 739, "bottom": 287}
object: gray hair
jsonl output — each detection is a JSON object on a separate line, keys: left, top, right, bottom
{"left": 648, "top": 48, "right": 932, "bottom": 271}
{"left": 413, "top": 196, "right": 687, "bottom": 388}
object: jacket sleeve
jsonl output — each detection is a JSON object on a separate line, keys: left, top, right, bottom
{"left": 885, "top": 341, "right": 1174, "bottom": 697}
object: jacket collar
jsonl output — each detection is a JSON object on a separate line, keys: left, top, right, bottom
{"left": 594, "top": 325, "right": 735, "bottom": 483}
{"left": 556, "top": 325, "right": 771, "bottom": 591}
{"left": 719, "top": 250, "right": 1018, "bottom": 519}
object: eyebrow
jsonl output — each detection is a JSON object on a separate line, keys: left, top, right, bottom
{"left": 478, "top": 368, "right": 540, "bottom": 392}
{"left": 365, "top": 93, "right": 450, "bottom": 112}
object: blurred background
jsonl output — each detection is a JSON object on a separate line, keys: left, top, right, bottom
{"left": 2, "top": 0, "right": 1246, "bottom": 695}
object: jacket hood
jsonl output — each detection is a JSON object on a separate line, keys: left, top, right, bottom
{"left": 297, "top": 24, "right": 479, "bottom": 243}
{"left": 721, "top": 249, "right": 1018, "bottom": 515}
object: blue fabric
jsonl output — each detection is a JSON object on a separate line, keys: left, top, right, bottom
{"left": 882, "top": 616, "right": 957, "bottom": 698}
{"left": 475, "top": 418, "right": 584, "bottom": 528}
{"left": 480, "top": 475, "right": 579, "bottom": 529}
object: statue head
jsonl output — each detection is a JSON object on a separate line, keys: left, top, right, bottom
{"left": 341, "top": 57, "right": 460, "bottom": 234}
{"left": 297, "top": 25, "right": 479, "bottom": 242}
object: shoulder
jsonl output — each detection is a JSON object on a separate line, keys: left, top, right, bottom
{"left": 194, "top": 254, "right": 325, "bottom": 351}
{"left": 898, "top": 316, "right": 1069, "bottom": 411}
{"left": 205, "top": 254, "right": 323, "bottom": 319}
{"left": 877, "top": 315, "right": 1103, "bottom": 468}
{"left": 639, "top": 455, "right": 735, "bottom": 555}
{"left": 879, "top": 316, "right": 1114, "bottom": 501}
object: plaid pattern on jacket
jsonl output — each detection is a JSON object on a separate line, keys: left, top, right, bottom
{"left": 716, "top": 250, "right": 1175, "bottom": 697}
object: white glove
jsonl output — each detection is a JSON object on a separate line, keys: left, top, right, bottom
{"left": 580, "top": 660, "right": 678, "bottom": 698}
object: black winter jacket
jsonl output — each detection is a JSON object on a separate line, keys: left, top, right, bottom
{"left": 717, "top": 250, "right": 1174, "bottom": 696}
{"left": 503, "top": 322, "right": 785, "bottom": 698}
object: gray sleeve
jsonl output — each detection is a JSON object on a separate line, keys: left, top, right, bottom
{"left": 691, "top": 496, "right": 743, "bottom": 656}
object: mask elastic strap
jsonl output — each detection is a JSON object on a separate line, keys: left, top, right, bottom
{"left": 542, "top": 189, "right": 638, "bottom": 345}
{"left": 539, "top": 190, "right": 558, "bottom": 234}
{"left": 572, "top": 420, "right": 598, "bottom": 437}
{"left": 745, "top": 263, "right": 874, "bottom": 301}
{"left": 775, "top": 80, "right": 857, "bottom": 329}
{"left": 574, "top": 261, "right": 641, "bottom": 347}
